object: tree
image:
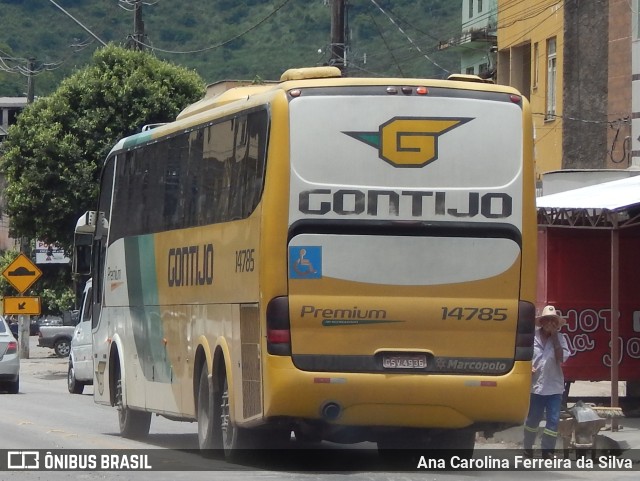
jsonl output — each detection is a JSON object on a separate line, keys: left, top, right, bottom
{"left": 0, "top": 44, "right": 205, "bottom": 252}
{"left": 0, "top": 45, "right": 204, "bottom": 314}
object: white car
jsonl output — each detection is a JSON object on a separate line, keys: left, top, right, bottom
{"left": 68, "top": 279, "right": 93, "bottom": 394}
{"left": 0, "top": 316, "right": 20, "bottom": 394}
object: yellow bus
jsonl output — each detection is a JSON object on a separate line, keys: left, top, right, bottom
{"left": 78, "top": 67, "right": 536, "bottom": 456}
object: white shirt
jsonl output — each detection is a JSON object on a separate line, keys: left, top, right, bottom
{"left": 531, "top": 327, "right": 571, "bottom": 395}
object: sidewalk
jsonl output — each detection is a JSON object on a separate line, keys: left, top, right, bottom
{"left": 18, "top": 334, "right": 67, "bottom": 378}
{"left": 486, "top": 381, "right": 640, "bottom": 460}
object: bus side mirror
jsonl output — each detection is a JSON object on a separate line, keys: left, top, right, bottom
{"left": 73, "top": 244, "right": 91, "bottom": 275}
{"left": 73, "top": 211, "right": 99, "bottom": 275}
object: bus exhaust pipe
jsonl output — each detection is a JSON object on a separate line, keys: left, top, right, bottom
{"left": 321, "top": 402, "right": 341, "bottom": 420}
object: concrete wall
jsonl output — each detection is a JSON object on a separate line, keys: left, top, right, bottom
{"left": 562, "top": 0, "right": 609, "bottom": 169}
{"left": 606, "top": 0, "right": 632, "bottom": 168}
{"left": 630, "top": 1, "right": 640, "bottom": 166}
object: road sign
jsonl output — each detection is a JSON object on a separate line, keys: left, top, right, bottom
{"left": 3, "top": 296, "right": 41, "bottom": 315}
{"left": 2, "top": 253, "right": 43, "bottom": 294}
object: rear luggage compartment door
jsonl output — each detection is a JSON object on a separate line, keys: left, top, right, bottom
{"left": 287, "top": 88, "right": 526, "bottom": 375}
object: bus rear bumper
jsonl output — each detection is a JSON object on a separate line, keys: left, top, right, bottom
{"left": 262, "top": 357, "right": 531, "bottom": 430}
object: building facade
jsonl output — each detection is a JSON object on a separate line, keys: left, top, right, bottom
{"left": 0, "top": 97, "right": 26, "bottom": 251}
{"left": 0, "top": 97, "right": 27, "bottom": 142}
{"left": 497, "top": 0, "right": 631, "bottom": 182}
{"left": 632, "top": 0, "right": 640, "bottom": 166}
{"left": 438, "top": 1, "right": 498, "bottom": 79}
{"left": 497, "top": 0, "right": 564, "bottom": 181}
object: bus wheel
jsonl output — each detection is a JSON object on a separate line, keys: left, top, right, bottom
{"left": 116, "top": 376, "right": 151, "bottom": 438}
{"left": 219, "top": 375, "right": 250, "bottom": 457}
{"left": 197, "top": 365, "right": 220, "bottom": 451}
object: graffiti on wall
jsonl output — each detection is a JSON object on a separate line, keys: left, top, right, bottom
{"left": 559, "top": 308, "right": 640, "bottom": 370}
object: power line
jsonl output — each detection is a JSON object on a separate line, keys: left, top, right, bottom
{"left": 0, "top": 56, "right": 62, "bottom": 102}
{"left": 132, "top": 0, "right": 292, "bottom": 54}
{"left": 369, "top": 0, "right": 449, "bottom": 75}
{"left": 47, "top": 0, "right": 107, "bottom": 47}
{"left": 119, "top": 0, "right": 154, "bottom": 51}
{"left": 366, "top": 11, "right": 405, "bottom": 76}
{"left": 499, "top": 3, "right": 564, "bottom": 50}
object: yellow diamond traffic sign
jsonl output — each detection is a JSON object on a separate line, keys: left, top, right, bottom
{"left": 3, "top": 296, "right": 41, "bottom": 316}
{"left": 2, "top": 253, "right": 43, "bottom": 294}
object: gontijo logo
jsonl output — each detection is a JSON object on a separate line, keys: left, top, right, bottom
{"left": 345, "top": 117, "right": 473, "bottom": 167}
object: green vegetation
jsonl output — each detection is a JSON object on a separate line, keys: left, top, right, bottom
{"left": 0, "top": 45, "right": 204, "bottom": 312}
{"left": 0, "top": 0, "right": 461, "bottom": 312}
{"left": 0, "top": 0, "right": 461, "bottom": 96}
{"left": 0, "top": 45, "right": 205, "bottom": 251}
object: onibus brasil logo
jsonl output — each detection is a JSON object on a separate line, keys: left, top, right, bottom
{"left": 345, "top": 117, "right": 473, "bottom": 168}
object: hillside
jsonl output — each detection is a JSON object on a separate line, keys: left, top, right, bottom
{"left": 0, "top": 0, "right": 461, "bottom": 97}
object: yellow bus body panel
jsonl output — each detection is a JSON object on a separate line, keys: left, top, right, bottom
{"left": 263, "top": 356, "right": 531, "bottom": 427}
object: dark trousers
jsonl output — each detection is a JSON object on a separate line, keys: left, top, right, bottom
{"left": 523, "top": 393, "right": 562, "bottom": 454}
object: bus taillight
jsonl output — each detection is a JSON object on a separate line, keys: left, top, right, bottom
{"left": 267, "top": 296, "right": 291, "bottom": 356}
{"left": 515, "top": 301, "right": 536, "bottom": 361}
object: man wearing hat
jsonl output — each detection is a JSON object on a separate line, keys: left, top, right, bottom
{"left": 523, "top": 305, "right": 571, "bottom": 459}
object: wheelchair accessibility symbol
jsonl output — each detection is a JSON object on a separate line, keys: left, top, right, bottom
{"left": 289, "top": 246, "right": 322, "bottom": 279}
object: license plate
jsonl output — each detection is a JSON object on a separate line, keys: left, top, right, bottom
{"left": 382, "top": 354, "right": 427, "bottom": 369}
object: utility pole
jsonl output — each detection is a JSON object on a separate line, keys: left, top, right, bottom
{"left": 132, "top": 0, "right": 145, "bottom": 50}
{"left": 0, "top": 57, "right": 60, "bottom": 103}
{"left": 26, "top": 58, "right": 35, "bottom": 104}
{"left": 1, "top": 55, "right": 42, "bottom": 359}
{"left": 330, "top": 0, "right": 346, "bottom": 74}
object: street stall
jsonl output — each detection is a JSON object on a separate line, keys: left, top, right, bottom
{"left": 537, "top": 175, "right": 640, "bottom": 424}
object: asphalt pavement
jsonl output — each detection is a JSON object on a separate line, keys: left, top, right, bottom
{"left": 16, "top": 335, "right": 640, "bottom": 459}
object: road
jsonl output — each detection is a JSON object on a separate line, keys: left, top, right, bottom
{"left": 0, "top": 337, "right": 637, "bottom": 480}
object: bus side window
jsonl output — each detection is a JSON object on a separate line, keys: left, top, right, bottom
{"left": 82, "top": 287, "right": 93, "bottom": 324}
{"left": 93, "top": 155, "right": 115, "bottom": 329}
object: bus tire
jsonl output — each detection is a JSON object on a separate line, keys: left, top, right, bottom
{"left": 197, "top": 365, "right": 221, "bottom": 452}
{"left": 219, "top": 374, "right": 251, "bottom": 458}
{"left": 115, "top": 372, "right": 151, "bottom": 438}
{"left": 118, "top": 407, "right": 151, "bottom": 439}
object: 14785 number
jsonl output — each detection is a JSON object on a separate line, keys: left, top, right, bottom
{"left": 441, "top": 307, "right": 507, "bottom": 321}
{"left": 235, "top": 249, "right": 255, "bottom": 273}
